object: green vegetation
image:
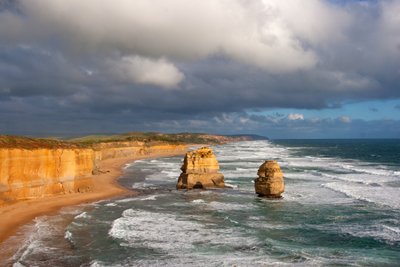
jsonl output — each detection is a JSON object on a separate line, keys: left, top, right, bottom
{"left": 0, "top": 135, "right": 82, "bottom": 149}
{"left": 0, "top": 132, "right": 257, "bottom": 149}
{"left": 69, "top": 132, "right": 230, "bottom": 145}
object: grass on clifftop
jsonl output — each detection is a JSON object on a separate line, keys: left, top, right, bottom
{"left": 69, "top": 132, "right": 230, "bottom": 145}
{"left": 0, "top": 135, "right": 82, "bottom": 149}
{"left": 0, "top": 132, "right": 241, "bottom": 149}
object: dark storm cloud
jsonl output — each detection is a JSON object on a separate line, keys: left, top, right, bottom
{"left": 0, "top": 45, "right": 89, "bottom": 98}
{"left": 0, "top": 0, "right": 399, "bottom": 136}
{"left": 1, "top": 104, "right": 398, "bottom": 138}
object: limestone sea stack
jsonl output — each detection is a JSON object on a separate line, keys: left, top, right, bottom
{"left": 176, "top": 147, "right": 225, "bottom": 189}
{"left": 254, "top": 160, "right": 285, "bottom": 198}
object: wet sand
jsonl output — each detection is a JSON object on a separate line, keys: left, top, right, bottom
{"left": 0, "top": 149, "right": 188, "bottom": 262}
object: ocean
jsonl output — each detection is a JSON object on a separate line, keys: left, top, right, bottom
{"left": 3, "top": 140, "right": 400, "bottom": 266}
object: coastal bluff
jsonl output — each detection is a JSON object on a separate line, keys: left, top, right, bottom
{"left": 0, "top": 148, "right": 95, "bottom": 202}
{"left": 177, "top": 147, "right": 225, "bottom": 189}
{"left": 0, "top": 133, "right": 254, "bottom": 205}
{"left": 254, "top": 160, "right": 285, "bottom": 198}
{"left": 0, "top": 137, "right": 187, "bottom": 204}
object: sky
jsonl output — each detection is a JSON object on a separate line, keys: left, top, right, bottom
{"left": 0, "top": 0, "right": 399, "bottom": 139}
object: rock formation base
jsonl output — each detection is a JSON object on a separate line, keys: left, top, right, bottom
{"left": 177, "top": 173, "right": 224, "bottom": 189}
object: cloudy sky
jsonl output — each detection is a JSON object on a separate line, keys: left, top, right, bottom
{"left": 0, "top": 0, "right": 399, "bottom": 138}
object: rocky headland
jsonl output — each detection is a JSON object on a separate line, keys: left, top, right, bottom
{"left": 0, "top": 132, "right": 265, "bottom": 251}
{"left": 0, "top": 136, "right": 190, "bottom": 260}
{"left": 0, "top": 133, "right": 256, "bottom": 204}
{"left": 0, "top": 139, "right": 186, "bottom": 204}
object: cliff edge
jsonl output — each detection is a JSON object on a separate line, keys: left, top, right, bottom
{"left": 0, "top": 135, "right": 187, "bottom": 204}
{"left": 0, "top": 132, "right": 256, "bottom": 204}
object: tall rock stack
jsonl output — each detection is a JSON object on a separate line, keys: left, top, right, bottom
{"left": 176, "top": 147, "right": 225, "bottom": 190}
{"left": 254, "top": 160, "right": 284, "bottom": 198}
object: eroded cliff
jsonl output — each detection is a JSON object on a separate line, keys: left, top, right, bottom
{"left": 0, "top": 138, "right": 187, "bottom": 204}
{"left": 0, "top": 148, "right": 94, "bottom": 203}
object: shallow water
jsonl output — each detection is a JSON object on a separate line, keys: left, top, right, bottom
{"left": 3, "top": 140, "right": 400, "bottom": 266}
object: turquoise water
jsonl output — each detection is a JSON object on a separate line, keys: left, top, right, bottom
{"left": 4, "top": 140, "right": 400, "bottom": 266}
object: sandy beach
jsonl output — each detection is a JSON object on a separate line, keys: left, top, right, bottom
{"left": 0, "top": 149, "right": 187, "bottom": 262}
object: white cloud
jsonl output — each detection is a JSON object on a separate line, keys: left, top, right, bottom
{"left": 310, "top": 117, "right": 322, "bottom": 123}
{"left": 109, "top": 56, "right": 184, "bottom": 89}
{"left": 266, "top": 0, "right": 351, "bottom": 45}
{"left": 0, "top": 0, "right": 397, "bottom": 98}
{"left": 326, "top": 71, "right": 377, "bottom": 91}
{"left": 338, "top": 116, "right": 351, "bottom": 123}
{"left": 288, "top": 113, "right": 304, "bottom": 120}
{"left": 0, "top": 0, "right": 353, "bottom": 72}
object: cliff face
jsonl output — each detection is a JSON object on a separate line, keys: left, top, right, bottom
{"left": 0, "top": 142, "right": 188, "bottom": 204}
{"left": 0, "top": 148, "right": 95, "bottom": 203}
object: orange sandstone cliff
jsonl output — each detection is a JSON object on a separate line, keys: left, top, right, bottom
{"left": 0, "top": 132, "right": 260, "bottom": 204}
{"left": 0, "top": 148, "right": 95, "bottom": 203}
{"left": 0, "top": 138, "right": 187, "bottom": 205}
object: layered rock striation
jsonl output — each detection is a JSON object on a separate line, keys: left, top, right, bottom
{"left": 254, "top": 160, "right": 284, "bottom": 198}
{"left": 176, "top": 147, "right": 225, "bottom": 189}
{"left": 0, "top": 141, "right": 188, "bottom": 204}
{"left": 0, "top": 148, "right": 95, "bottom": 203}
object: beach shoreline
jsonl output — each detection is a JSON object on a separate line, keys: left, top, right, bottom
{"left": 0, "top": 149, "right": 188, "bottom": 263}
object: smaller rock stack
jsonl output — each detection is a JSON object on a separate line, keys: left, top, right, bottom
{"left": 176, "top": 147, "right": 225, "bottom": 190}
{"left": 254, "top": 160, "right": 284, "bottom": 198}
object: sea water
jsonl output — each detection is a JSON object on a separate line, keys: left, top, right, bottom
{"left": 3, "top": 140, "right": 400, "bottom": 266}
